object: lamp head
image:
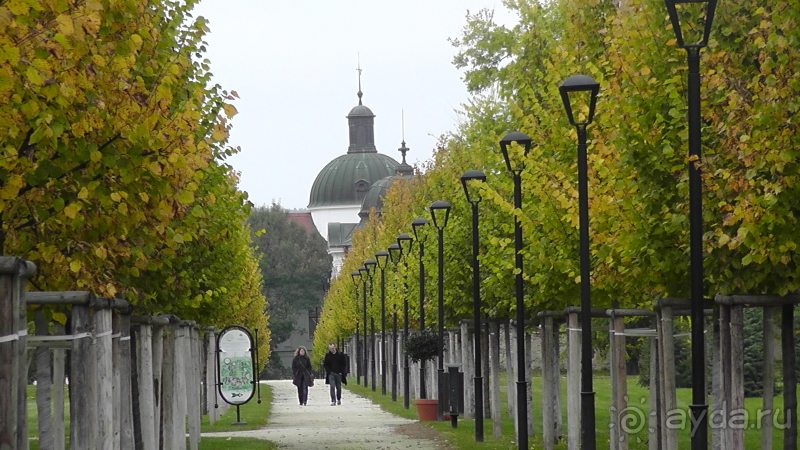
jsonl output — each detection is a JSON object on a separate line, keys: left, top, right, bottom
{"left": 397, "top": 233, "right": 413, "bottom": 255}
{"left": 411, "top": 217, "right": 429, "bottom": 242}
{"left": 351, "top": 270, "right": 361, "bottom": 286}
{"left": 499, "top": 131, "right": 533, "bottom": 172}
{"left": 664, "top": 0, "right": 718, "bottom": 48}
{"left": 461, "top": 169, "right": 487, "bottom": 203}
{"left": 429, "top": 200, "right": 452, "bottom": 229}
{"left": 387, "top": 243, "right": 402, "bottom": 264}
{"left": 559, "top": 74, "right": 600, "bottom": 127}
{"left": 364, "top": 259, "right": 377, "bottom": 277}
{"left": 375, "top": 250, "right": 389, "bottom": 269}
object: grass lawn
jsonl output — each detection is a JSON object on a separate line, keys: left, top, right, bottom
{"left": 27, "top": 382, "right": 278, "bottom": 450}
{"left": 346, "top": 373, "right": 788, "bottom": 450}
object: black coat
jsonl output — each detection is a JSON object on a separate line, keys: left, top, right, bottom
{"left": 323, "top": 351, "right": 348, "bottom": 385}
{"left": 291, "top": 354, "right": 312, "bottom": 387}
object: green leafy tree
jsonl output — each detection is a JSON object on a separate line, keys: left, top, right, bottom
{"left": 247, "top": 203, "right": 331, "bottom": 346}
{"left": 0, "top": 0, "right": 268, "bottom": 346}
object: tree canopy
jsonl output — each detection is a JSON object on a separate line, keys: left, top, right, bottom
{"left": 1, "top": 0, "right": 268, "bottom": 351}
{"left": 247, "top": 203, "right": 331, "bottom": 346}
{"left": 312, "top": 0, "right": 800, "bottom": 354}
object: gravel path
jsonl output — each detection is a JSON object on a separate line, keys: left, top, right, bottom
{"left": 202, "top": 380, "right": 444, "bottom": 449}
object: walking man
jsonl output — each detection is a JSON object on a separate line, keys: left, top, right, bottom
{"left": 323, "top": 342, "right": 348, "bottom": 406}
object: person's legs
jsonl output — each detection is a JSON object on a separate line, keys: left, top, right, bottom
{"left": 333, "top": 373, "right": 342, "bottom": 403}
{"left": 328, "top": 372, "right": 337, "bottom": 404}
{"left": 297, "top": 379, "right": 304, "bottom": 405}
{"left": 300, "top": 375, "right": 308, "bottom": 405}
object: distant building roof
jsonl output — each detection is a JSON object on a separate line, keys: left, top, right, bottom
{"left": 287, "top": 212, "right": 317, "bottom": 236}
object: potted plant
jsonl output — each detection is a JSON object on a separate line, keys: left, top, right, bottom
{"left": 404, "top": 329, "right": 441, "bottom": 421}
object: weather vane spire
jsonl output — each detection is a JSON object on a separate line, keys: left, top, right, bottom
{"left": 356, "top": 53, "right": 363, "bottom": 105}
{"left": 399, "top": 110, "right": 409, "bottom": 164}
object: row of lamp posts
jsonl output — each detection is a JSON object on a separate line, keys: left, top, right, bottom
{"left": 346, "top": 3, "right": 716, "bottom": 449}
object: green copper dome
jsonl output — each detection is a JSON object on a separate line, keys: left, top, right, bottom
{"left": 309, "top": 153, "right": 399, "bottom": 208}
{"left": 358, "top": 175, "right": 393, "bottom": 222}
{"left": 308, "top": 90, "right": 400, "bottom": 208}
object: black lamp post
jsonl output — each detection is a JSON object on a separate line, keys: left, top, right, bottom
{"left": 396, "top": 232, "right": 414, "bottom": 409}
{"left": 663, "top": 2, "right": 717, "bottom": 449}
{"left": 364, "top": 258, "right": 378, "bottom": 392}
{"left": 375, "top": 250, "right": 390, "bottom": 396}
{"left": 388, "top": 242, "right": 402, "bottom": 402}
{"left": 351, "top": 270, "right": 362, "bottom": 386}
{"left": 429, "top": 200, "right": 451, "bottom": 421}
{"left": 499, "top": 131, "right": 532, "bottom": 450}
{"left": 358, "top": 265, "right": 369, "bottom": 387}
{"left": 559, "top": 74, "right": 600, "bottom": 450}
{"left": 411, "top": 217, "right": 429, "bottom": 399}
{"left": 461, "top": 169, "right": 486, "bottom": 442}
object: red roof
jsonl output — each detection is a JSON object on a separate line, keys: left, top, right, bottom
{"left": 287, "top": 212, "right": 317, "bottom": 235}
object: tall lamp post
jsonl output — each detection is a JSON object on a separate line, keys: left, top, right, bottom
{"left": 388, "top": 242, "right": 402, "bottom": 402}
{"left": 663, "top": 2, "right": 717, "bottom": 449}
{"left": 429, "top": 200, "right": 451, "bottom": 421}
{"left": 461, "top": 169, "right": 486, "bottom": 442}
{"left": 375, "top": 250, "right": 390, "bottom": 396}
{"left": 396, "top": 232, "right": 414, "bottom": 409}
{"left": 499, "top": 131, "right": 533, "bottom": 450}
{"left": 351, "top": 270, "right": 362, "bottom": 386}
{"left": 559, "top": 74, "right": 600, "bottom": 450}
{"left": 411, "top": 217, "right": 429, "bottom": 398}
{"left": 358, "top": 265, "right": 370, "bottom": 387}
{"left": 364, "top": 258, "right": 378, "bottom": 391}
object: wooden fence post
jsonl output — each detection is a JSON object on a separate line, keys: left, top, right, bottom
{"left": 119, "top": 311, "right": 134, "bottom": 450}
{"left": 614, "top": 313, "right": 628, "bottom": 450}
{"left": 730, "top": 305, "right": 745, "bottom": 450}
{"left": 761, "top": 307, "right": 775, "bottom": 450}
{"left": 482, "top": 322, "right": 491, "bottom": 420}
{"left": 0, "top": 257, "right": 19, "bottom": 450}
{"left": 658, "top": 305, "right": 677, "bottom": 450}
{"left": 505, "top": 321, "right": 515, "bottom": 419}
{"left": 53, "top": 322, "right": 67, "bottom": 450}
{"left": 542, "top": 317, "right": 555, "bottom": 450}
{"left": 460, "top": 320, "right": 474, "bottom": 419}
{"left": 186, "top": 325, "right": 201, "bottom": 450}
{"left": 69, "top": 303, "right": 92, "bottom": 449}
{"left": 34, "top": 310, "right": 54, "bottom": 449}
{"left": 567, "top": 312, "right": 580, "bottom": 450}
{"left": 782, "top": 304, "right": 797, "bottom": 450}
{"left": 95, "top": 306, "right": 114, "bottom": 450}
{"left": 488, "top": 321, "right": 502, "bottom": 437}
{"left": 719, "top": 304, "right": 732, "bottom": 449}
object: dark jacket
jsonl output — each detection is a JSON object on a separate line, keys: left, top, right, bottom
{"left": 291, "top": 354, "right": 312, "bottom": 387}
{"left": 323, "top": 350, "right": 348, "bottom": 385}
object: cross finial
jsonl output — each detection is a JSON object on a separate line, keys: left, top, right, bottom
{"left": 356, "top": 54, "right": 363, "bottom": 105}
{"left": 399, "top": 110, "right": 409, "bottom": 163}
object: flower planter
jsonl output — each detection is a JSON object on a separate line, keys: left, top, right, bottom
{"left": 415, "top": 399, "right": 439, "bottom": 421}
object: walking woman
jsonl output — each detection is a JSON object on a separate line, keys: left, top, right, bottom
{"left": 292, "top": 346, "right": 313, "bottom": 405}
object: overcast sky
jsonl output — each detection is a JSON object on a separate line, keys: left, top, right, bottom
{"left": 191, "top": 1, "right": 515, "bottom": 210}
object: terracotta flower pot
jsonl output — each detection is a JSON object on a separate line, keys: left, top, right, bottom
{"left": 414, "top": 399, "right": 439, "bottom": 421}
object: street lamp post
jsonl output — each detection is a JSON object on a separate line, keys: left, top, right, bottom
{"left": 397, "top": 233, "right": 414, "bottom": 409}
{"left": 388, "top": 243, "right": 402, "bottom": 402}
{"left": 429, "top": 200, "right": 451, "bottom": 422}
{"left": 663, "top": 2, "right": 717, "bottom": 449}
{"left": 364, "top": 259, "right": 378, "bottom": 392}
{"left": 359, "top": 265, "right": 369, "bottom": 387}
{"left": 351, "top": 271, "right": 362, "bottom": 386}
{"left": 499, "top": 131, "right": 533, "bottom": 450}
{"left": 461, "top": 169, "right": 486, "bottom": 442}
{"left": 375, "top": 250, "right": 390, "bottom": 396}
{"left": 559, "top": 74, "right": 600, "bottom": 450}
{"left": 411, "top": 218, "right": 429, "bottom": 399}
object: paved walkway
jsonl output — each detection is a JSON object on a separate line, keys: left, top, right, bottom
{"left": 203, "top": 380, "right": 442, "bottom": 449}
